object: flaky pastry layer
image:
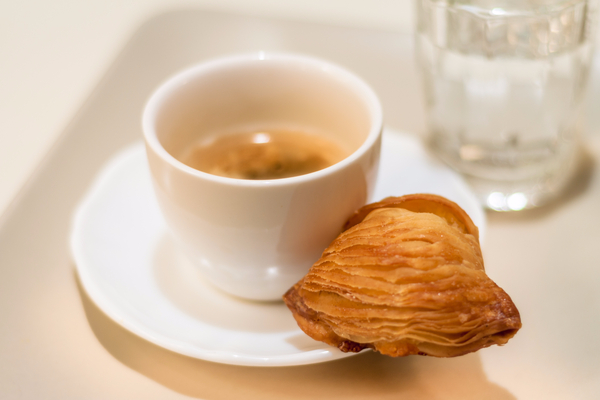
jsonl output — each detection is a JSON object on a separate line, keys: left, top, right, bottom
{"left": 283, "top": 194, "right": 521, "bottom": 357}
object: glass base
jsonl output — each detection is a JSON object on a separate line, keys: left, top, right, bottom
{"left": 428, "top": 136, "right": 583, "bottom": 212}
{"left": 462, "top": 169, "right": 577, "bottom": 211}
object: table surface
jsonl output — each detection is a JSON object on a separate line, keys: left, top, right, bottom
{"left": 1, "top": 6, "right": 600, "bottom": 400}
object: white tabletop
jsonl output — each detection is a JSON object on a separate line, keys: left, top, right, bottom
{"left": 0, "top": 0, "right": 413, "bottom": 218}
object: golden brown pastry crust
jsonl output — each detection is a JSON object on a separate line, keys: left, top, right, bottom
{"left": 283, "top": 194, "right": 521, "bottom": 357}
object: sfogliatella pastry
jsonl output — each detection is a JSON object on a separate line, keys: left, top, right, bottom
{"left": 283, "top": 194, "right": 521, "bottom": 357}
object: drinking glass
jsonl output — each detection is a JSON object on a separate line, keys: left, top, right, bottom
{"left": 415, "top": 0, "right": 597, "bottom": 211}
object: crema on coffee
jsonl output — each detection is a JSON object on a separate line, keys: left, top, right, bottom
{"left": 179, "top": 130, "right": 349, "bottom": 180}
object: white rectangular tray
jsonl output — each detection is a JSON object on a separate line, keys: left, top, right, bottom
{"left": 1, "top": 9, "right": 599, "bottom": 399}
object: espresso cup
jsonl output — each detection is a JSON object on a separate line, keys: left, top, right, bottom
{"left": 143, "top": 53, "right": 382, "bottom": 300}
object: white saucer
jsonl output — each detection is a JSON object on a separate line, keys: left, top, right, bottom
{"left": 70, "top": 129, "right": 486, "bottom": 367}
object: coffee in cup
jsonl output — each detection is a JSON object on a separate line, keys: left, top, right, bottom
{"left": 178, "top": 129, "right": 349, "bottom": 180}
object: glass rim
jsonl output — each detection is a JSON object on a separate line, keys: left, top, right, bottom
{"left": 419, "top": 0, "right": 594, "bottom": 19}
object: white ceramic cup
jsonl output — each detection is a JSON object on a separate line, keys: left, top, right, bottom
{"left": 143, "top": 53, "right": 382, "bottom": 301}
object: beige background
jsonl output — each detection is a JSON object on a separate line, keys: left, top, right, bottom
{"left": 0, "top": 0, "right": 412, "bottom": 218}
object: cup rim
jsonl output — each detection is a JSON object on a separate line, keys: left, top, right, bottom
{"left": 142, "top": 51, "right": 383, "bottom": 187}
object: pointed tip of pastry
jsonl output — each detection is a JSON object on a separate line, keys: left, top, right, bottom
{"left": 344, "top": 193, "right": 479, "bottom": 242}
